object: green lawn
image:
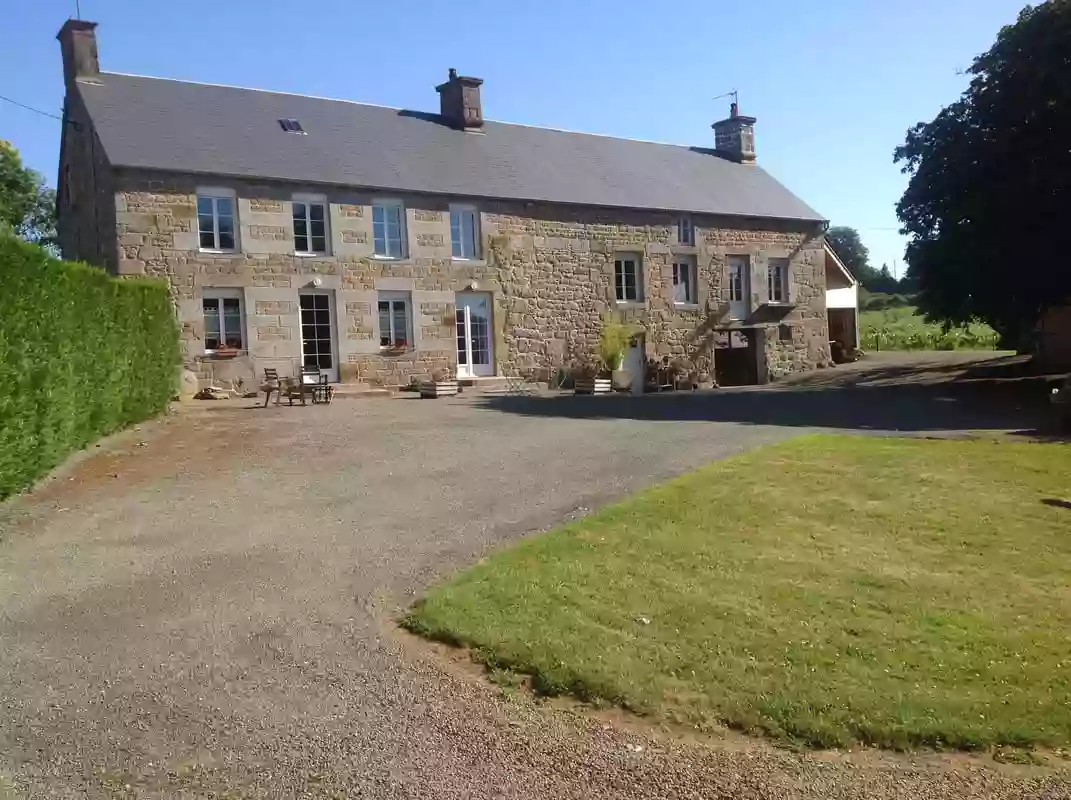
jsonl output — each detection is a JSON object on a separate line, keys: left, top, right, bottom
{"left": 405, "top": 435, "right": 1071, "bottom": 751}
{"left": 860, "top": 306, "right": 999, "bottom": 351}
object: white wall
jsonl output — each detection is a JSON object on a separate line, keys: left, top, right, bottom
{"left": 826, "top": 284, "right": 857, "bottom": 310}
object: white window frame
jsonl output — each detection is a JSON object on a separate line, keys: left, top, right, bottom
{"left": 202, "top": 288, "right": 245, "bottom": 354}
{"left": 292, "top": 193, "right": 330, "bottom": 255}
{"left": 372, "top": 199, "right": 407, "bottom": 259}
{"left": 677, "top": 216, "right": 695, "bottom": 246}
{"left": 672, "top": 257, "right": 698, "bottom": 305}
{"left": 377, "top": 290, "right": 412, "bottom": 349}
{"left": 767, "top": 257, "right": 789, "bottom": 304}
{"left": 196, "top": 187, "right": 239, "bottom": 253}
{"left": 449, "top": 204, "right": 481, "bottom": 260}
{"left": 614, "top": 254, "right": 644, "bottom": 303}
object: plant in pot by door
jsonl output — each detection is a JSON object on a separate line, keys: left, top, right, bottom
{"left": 420, "top": 368, "right": 459, "bottom": 399}
{"left": 598, "top": 317, "right": 638, "bottom": 391}
{"left": 572, "top": 358, "right": 611, "bottom": 395}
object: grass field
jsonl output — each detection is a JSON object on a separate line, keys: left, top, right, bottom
{"left": 405, "top": 435, "right": 1071, "bottom": 751}
{"left": 860, "top": 306, "right": 999, "bottom": 351}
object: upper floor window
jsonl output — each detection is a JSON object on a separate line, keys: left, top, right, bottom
{"left": 614, "top": 254, "right": 643, "bottom": 302}
{"left": 372, "top": 200, "right": 406, "bottom": 258}
{"left": 203, "top": 289, "right": 244, "bottom": 352}
{"left": 293, "top": 194, "right": 328, "bottom": 254}
{"left": 672, "top": 257, "right": 698, "bottom": 304}
{"left": 768, "top": 257, "right": 789, "bottom": 304}
{"left": 677, "top": 216, "right": 695, "bottom": 246}
{"left": 197, "top": 188, "right": 237, "bottom": 251}
{"left": 450, "top": 204, "right": 480, "bottom": 259}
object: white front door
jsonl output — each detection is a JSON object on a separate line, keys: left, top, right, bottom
{"left": 625, "top": 335, "right": 645, "bottom": 395}
{"left": 299, "top": 290, "right": 339, "bottom": 382}
{"left": 727, "top": 255, "right": 750, "bottom": 321}
{"left": 455, "top": 292, "right": 494, "bottom": 378}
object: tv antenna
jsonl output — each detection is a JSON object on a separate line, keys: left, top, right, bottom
{"left": 713, "top": 89, "right": 739, "bottom": 106}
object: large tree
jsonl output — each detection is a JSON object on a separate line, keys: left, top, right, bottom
{"left": 826, "top": 225, "right": 870, "bottom": 278}
{"left": 895, "top": 1, "right": 1071, "bottom": 339}
{"left": 0, "top": 141, "right": 56, "bottom": 248}
{"left": 827, "top": 225, "right": 902, "bottom": 293}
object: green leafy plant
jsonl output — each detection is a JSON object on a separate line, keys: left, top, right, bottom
{"left": 0, "top": 237, "right": 180, "bottom": 498}
{"left": 597, "top": 317, "right": 637, "bottom": 372}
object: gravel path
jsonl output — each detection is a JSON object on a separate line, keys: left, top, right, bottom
{"left": 1, "top": 359, "right": 1067, "bottom": 798}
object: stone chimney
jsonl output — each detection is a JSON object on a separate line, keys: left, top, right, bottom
{"left": 436, "top": 68, "right": 484, "bottom": 130}
{"left": 57, "top": 19, "right": 100, "bottom": 86}
{"left": 712, "top": 102, "right": 756, "bottom": 164}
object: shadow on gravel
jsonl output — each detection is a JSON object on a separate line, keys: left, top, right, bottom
{"left": 477, "top": 355, "right": 1060, "bottom": 434}
{"left": 1041, "top": 498, "right": 1071, "bottom": 511}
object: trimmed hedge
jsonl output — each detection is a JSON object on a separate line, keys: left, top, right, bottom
{"left": 0, "top": 235, "right": 179, "bottom": 498}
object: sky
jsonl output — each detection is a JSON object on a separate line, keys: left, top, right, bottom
{"left": 0, "top": 0, "right": 1030, "bottom": 274}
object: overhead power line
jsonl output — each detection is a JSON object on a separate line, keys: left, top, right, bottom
{"left": 0, "top": 94, "right": 64, "bottom": 122}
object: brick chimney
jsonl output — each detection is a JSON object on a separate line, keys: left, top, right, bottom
{"left": 712, "top": 102, "right": 756, "bottom": 165}
{"left": 57, "top": 19, "right": 100, "bottom": 86}
{"left": 436, "top": 68, "right": 484, "bottom": 130}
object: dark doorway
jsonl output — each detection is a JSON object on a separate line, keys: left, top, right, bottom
{"left": 715, "top": 329, "right": 759, "bottom": 386}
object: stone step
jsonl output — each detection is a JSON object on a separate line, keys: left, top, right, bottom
{"left": 331, "top": 383, "right": 395, "bottom": 400}
{"left": 457, "top": 377, "right": 546, "bottom": 396}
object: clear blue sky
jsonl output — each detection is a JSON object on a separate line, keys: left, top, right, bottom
{"left": 2, "top": 0, "right": 1028, "bottom": 273}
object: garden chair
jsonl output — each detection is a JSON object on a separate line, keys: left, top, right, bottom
{"left": 278, "top": 367, "right": 321, "bottom": 406}
{"left": 262, "top": 368, "right": 281, "bottom": 407}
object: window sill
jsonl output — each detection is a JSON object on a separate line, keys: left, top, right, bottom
{"left": 379, "top": 346, "right": 415, "bottom": 357}
{"left": 760, "top": 301, "right": 798, "bottom": 309}
{"left": 203, "top": 349, "right": 247, "bottom": 359}
{"left": 199, "top": 248, "right": 241, "bottom": 256}
{"left": 615, "top": 300, "right": 647, "bottom": 309}
{"left": 295, "top": 251, "right": 330, "bottom": 258}
{"left": 673, "top": 302, "right": 702, "bottom": 311}
{"left": 371, "top": 254, "right": 409, "bottom": 262}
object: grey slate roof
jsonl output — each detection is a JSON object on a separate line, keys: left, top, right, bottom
{"left": 77, "top": 72, "right": 824, "bottom": 222}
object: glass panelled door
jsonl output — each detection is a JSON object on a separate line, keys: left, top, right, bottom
{"left": 727, "top": 255, "right": 750, "bottom": 321}
{"left": 455, "top": 292, "right": 494, "bottom": 378}
{"left": 299, "top": 291, "right": 338, "bottom": 382}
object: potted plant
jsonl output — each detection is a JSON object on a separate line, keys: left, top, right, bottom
{"left": 213, "top": 341, "right": 240, "bottom": 359}
{"left": 420, "top": 368, "right": 459, "bottom": 399}
{"left": 598, "top": 316, "right": 638, "bottom": 391}
{"left": 573, "top": 359, "right": 611, "bottom": 395}
{"left": 669, "top": 358, "right": 691, "bottom": 390}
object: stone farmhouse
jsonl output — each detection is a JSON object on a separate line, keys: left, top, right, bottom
{"left": 56, "top": 19, "right": 840, "bottom": 390}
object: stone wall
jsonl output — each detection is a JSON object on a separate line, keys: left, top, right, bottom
{"left": 57, "top": 87, "right": 117, "bottom": 269}
{"left": 106, "top": 170, "right": 829, "bottom": 387}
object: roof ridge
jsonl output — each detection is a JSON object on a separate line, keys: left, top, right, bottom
{"left": 99, "top": 71, "right": 407, "bottom": 112}
{"left": 98, "top": 70, "right": 699, "bottom": 151}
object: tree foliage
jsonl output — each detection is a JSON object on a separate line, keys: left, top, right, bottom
{"left": 895, "top": 2, "right": 1071, "bottom": 339}
{"left": 827, "top": 225, "right": 903, "bottom": 294}
{"left": 0, "top": 140, "right": 56, "bottom": 248}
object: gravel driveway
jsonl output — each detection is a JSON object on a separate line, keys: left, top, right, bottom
{"left": 1, "top": 357, "right": 1066, "bottom": 799}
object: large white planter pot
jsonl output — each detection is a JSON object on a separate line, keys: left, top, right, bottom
{"left": 611, "top": 369, "right": 631, "bottom": 391}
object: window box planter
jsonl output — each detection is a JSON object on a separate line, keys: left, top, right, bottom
{"left": 210, "top": 347, "right": 240, "bottom": 359}
{"left": 420, "top": 380, "right": 459, "bottom": 399}
{"left": 574, "top": 377, "right": 612, "bottom": 395}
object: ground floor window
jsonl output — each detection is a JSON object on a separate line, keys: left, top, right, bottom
{"left": 203, "top": 290, "right": 243, "bottom": 352}
{"left": 378, "top": 291, "right": 412, "bottom": 348}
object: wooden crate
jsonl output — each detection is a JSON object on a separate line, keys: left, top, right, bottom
{"left": 574, "top": 377, "right": 612, "bottom": 395}
{"left": 420, "top": 380, "right": 460, "bottom": 399}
